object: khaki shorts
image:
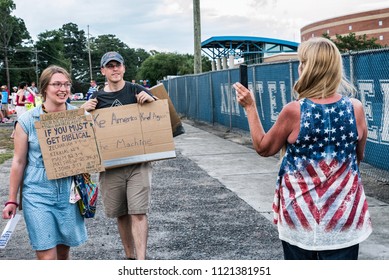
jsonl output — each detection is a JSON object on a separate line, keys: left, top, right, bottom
{"left": 99, "top": 162, "right": 152, "bottom": 218}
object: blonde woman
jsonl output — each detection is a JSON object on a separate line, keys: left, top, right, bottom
{"left": 233, "top": 37, "right": 371, "bottom": 260}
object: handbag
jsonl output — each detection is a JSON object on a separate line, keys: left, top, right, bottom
{"left": 74, "top": 173, "right": 98, "bottom": 218}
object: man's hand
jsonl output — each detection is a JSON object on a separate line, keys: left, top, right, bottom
{"left": 136, "top": 91, "right": 155, "bottom": 104}
{"left": 81, "top": 98, "right": 98, "bottom": 112}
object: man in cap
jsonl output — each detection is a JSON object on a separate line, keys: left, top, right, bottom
{"left": 82, "top": 51, "right": 156, "bottom": 260}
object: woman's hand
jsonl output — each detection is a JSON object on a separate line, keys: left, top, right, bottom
{"left": 2, "top": 203, "right": 17, "bottom": 219}
{"left": 233, "top": 82, "right": 255, "bottom": 108}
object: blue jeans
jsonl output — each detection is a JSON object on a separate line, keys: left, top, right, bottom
{"left": 282, "top": 241, "right": 359, "bottom": 260}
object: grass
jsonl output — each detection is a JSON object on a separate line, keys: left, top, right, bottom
{"left": 0, "top": 126, "right": 14, "bottom": 164}
{"left": 70, "top": 100, "right": 85, "bottom": 107}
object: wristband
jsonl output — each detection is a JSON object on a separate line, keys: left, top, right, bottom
{"left": 4, "top": 201, "right": 19, "bottom": 207}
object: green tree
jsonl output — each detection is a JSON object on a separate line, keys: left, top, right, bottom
{"left": 137, "top": 52, "right": 182, "bottom": 86}
{"left": 89, "top": 34, "right": 130, "bottom": 85}
{"left": 34, "top": 23, "right": 91, "bottom": 93}
{"left": 0, "top": 0, "right": 31, "bottom": 89}
{"left": 60, "top": 23, "right": 89, "bottom": 83}
{"left": 322, "top": 32, "right": 382, "bottom": 52}
{"left": 137, "top": 52, "right": 211, "bottom": 86}
{"left": 35, "top": 30, "right": 70, "bottom": 71}
{"left": 89, "top": 34, "right": 150, "bottom": 85}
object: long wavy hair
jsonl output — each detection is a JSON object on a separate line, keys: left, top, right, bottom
{"left": 279, "top": 38, "right": 356, "bottom": 161}
{"left": 293, "top": 37, "right": 355, "bottom": 99}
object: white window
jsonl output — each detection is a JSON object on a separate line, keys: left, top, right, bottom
{"left": 379, "top": 20, "right": 383, "bottom": 26}
{"left": 327, "top": 29, "right": 330, "bottom": 34}
{"left": 379, "top": 35, "right": 384, "bottom": 40}
{"left": 349, "top": 25, "right": 352, "bottom": 31}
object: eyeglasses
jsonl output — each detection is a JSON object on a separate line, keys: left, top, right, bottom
{"left": 105, "top": 63, "right": 122, "bottom": 69}
{"left": 49, "top": 82, "right": 72, "bottom": 89}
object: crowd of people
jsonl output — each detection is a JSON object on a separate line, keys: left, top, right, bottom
{"left": 1, "top": 38, "right": 373, "bottom": 261}
{"left": 0, "top": 82, "right": 43, "bottom": 124}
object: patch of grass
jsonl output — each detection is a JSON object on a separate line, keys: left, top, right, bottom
{"left": 70, "top": 100, "right": 85, "bottom": 107}
{"left": 0, "top": 126, "right": 14, "bottom": 164}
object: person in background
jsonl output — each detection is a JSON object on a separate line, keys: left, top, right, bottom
{"left": 9, "top": 86, "right": 18, "bottom": 114}
{"left": 25, "top": 87, "right": 36, "bottom": 111}
{"left": 86, "top": 79, "right": 98, "bottom": 100}
{"left": 1, "top": 85, "right": 11, "bottom": 122}
{"left": 233, "top": 37, "right": 372, "bottom": 260}
{"left": 82, "top": 51, "right": 155, "bottom": 260}
{"left": 11, "top": 86, "right": 18, "bottom": 107}
{"left": 0, "top": 90, "right": 4, "bottom": 122}
{"left": 142, "top": 79, "right": 150, "bottom": 88}
{"left": 15, "top": 82, "right": 30, "bottom": 117}
{"left": 11, "top": 82, "right": 31, "bottom": 137}
{"left": 2, "top": 65, "right": 88, "bottom": 260}
{"left": 34, "top": 91, "right": 43, "bottom": 107}
{"left": 29, "top": 81, "right": 39, "bottom": 95}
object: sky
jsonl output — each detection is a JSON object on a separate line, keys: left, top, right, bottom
{"left": 12, "top": 0, "right": 388, "bottom": 54}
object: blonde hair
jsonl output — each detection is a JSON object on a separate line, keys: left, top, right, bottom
{"left": 278, "top": 38, "right": 356, "bottom": 161}
{"left": 293, "top": 37, "right": 355, "bottom": 99}
{"left": 39, "top": 65, "right": 72, "bottom": 101}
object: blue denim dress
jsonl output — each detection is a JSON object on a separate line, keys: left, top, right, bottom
{"left": 18, "top": 104, "right": 87, "bottom": 250}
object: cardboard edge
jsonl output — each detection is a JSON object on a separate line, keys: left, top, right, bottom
{"left": 104, "top": 151, "right": 176, "bottom": 169}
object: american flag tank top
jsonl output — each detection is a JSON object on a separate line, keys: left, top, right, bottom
{"left": 273, "top": 96, "right": 372, "bottom": 250}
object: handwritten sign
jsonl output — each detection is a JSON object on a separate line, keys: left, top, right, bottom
{"left": 92, "top": 100, "right": 176, "bottom": 168}
{"left": 150, "top": 83, "right": 183, "bottom": 133}
{"left": 35, "top": 108, "right": 105, "bottom": 180}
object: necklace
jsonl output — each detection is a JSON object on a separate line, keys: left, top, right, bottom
{"left": 41, "top": 103, "right": 66, "bottom": 113}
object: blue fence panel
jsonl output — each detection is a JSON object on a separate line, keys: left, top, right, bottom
{"left": 184, "top": 76, "right": 197, "bottom": 119}
{"left": 254, "top": 63, "right": 294, "bottom": 132}
{"left": 353, "top": 50, "right": 389, "bottom": 169}
{"left": 197, "top": 74, "right": 213, "bottom": 123}
{"left": 210, "top": 70, "right": 234, "bottom": 128}
{"left": 231, "top": 67, "right": 250, "bottom": 131}
{"left": 342, "top": 54, "right": 352, "bottom": 83}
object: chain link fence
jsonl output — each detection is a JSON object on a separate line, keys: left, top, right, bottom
{"left": 163, "top": 47, "right": 389, "bottom": 182}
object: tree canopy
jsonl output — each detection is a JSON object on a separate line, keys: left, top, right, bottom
{"left": 322, "top": 32, "right": 383, "bottom": 53}
{"left": 0, "top": 0, "right": 211, "bottom": 92}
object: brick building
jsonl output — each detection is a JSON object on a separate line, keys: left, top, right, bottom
{"left": 301, "top": 8, "right": 389, "bottom": 46}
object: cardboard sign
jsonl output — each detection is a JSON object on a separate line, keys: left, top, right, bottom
{"left": 150, "top": 83, "right": 183, "bottom": 134}
{"left": 92, "top": 99, "right": 176, "bottom": 168}
{"left": 35, "top": 108, "right": 105, "bottom": 180}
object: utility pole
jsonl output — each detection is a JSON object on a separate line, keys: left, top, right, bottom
{"left": 13, "top": 48, "right": 41, "bottom": 85}
{"left": 87, "top": 25, "right": 93, "bottom": 80}
{"left": 193, "top": 0, "right": 202, "bottom": 74}
{"left": 33, "top": 48, "right": 42, "bottom": 84}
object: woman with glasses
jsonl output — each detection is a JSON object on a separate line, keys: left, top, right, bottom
{"left": 2, "top": 65, "right": 87, "bottom": 260}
